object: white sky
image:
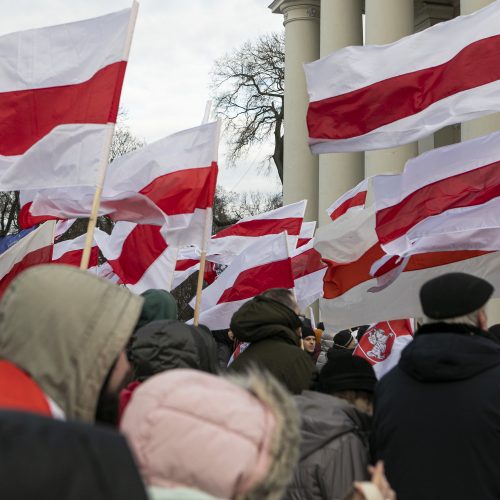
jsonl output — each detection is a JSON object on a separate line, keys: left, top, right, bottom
{"left": 0, "top": 0, "right": 284, "bottom": 193}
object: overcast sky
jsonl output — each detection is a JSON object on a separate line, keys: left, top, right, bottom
{"left": 0, "top": 0, "right": 284, "bottom": 193}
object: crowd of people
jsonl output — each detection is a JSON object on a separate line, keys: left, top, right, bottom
{"left": 0, "top": 263, "right": 498, "bottom": 499}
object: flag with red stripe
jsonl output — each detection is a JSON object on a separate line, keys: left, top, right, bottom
{"left": 0, "top": 7, "right": 135, "bottom": 190}
{"left": 191, "top": 232, "right": 294, "bottom": 330}
{"left": 0, "top": 221, "right": 55, "bottom": 297}
{"left": 305, "top": 1, "right": 500, "bottom": 153}
{"left": 52, "top": 232, "right": 100, "bottom": 269}
{"left": 297, "top": 221, "right": 316, "bottom": 248}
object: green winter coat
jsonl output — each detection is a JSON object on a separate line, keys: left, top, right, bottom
{"left": 0, "top": 264, "right": 143, "bottom": 422}
{"left": 228, "top": 296, "right": 316, "bottom": 394}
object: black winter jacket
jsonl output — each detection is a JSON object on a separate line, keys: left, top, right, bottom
{"left": 373, "top": 323, "right": 500, "bottom": 500}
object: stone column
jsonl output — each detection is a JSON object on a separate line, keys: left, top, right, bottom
{"left": 364, "top": 0, "right": 418, "bottom": 177}
{"left": 269, "top": 0, "right": 320, "bottom": 222}
{"left": 461, "top": 0, "right": 500, "bottom": 326}
{"left": 317, "top": 0, "right": 364, "bottom": 226}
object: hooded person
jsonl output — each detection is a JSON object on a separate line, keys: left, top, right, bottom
{"left": 0, "top": 265, "right": 143, "bottom": 423}
{"left": 373, "top": 273, "right": 500, "bottom": 500}
{"left": 0, "top": 410, "right": 148, "bottom": 500}
{"left": 119, "top": 320, "right": 219, "bottom": 418}
{"left": 284, "top": 351, "right": 376, "bottom": 500}
{"left": 135, "top": 289, "right": 178, "bottom": 331}
{"left": 228, "top": 288, "right": 316, "bottom": 394}
{"left": 121, "top": 369, "right": 301, "bottom": 500}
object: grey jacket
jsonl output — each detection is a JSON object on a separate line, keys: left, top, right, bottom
{"left": 284, "top": 391, "right": 372, "bottom": 500}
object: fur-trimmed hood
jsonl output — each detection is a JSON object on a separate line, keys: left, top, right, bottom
{"left": 121, "top": 369, "right": 300, "bottom": 500}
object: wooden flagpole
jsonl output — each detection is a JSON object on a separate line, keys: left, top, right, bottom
{"left": 80, "top": 1, "right": 139, "bottom": 269}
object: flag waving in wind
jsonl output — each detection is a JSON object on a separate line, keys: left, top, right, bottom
{"left": 0, "top": 6, "right": 136, "bottom": 190}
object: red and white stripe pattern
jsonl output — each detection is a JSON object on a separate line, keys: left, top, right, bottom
{"left": 172, "top": 246, "right": 201, "bottom": 290}
{"left": 191, "top": 232, "right": 294, "bottom": 330}
{"left": 305, "top": 1, "right": 500, "bottom": 153}
{"left": 326, "top": 179, "right": 368, "bottom": 222}
{"left": 374, "top": 131, "right": 500, "bottom": 258}
{"left": 208, "top": 200, "right": 306, "bottom": 265}
{"left": 297, "top": 221, "right": 316, "bottom": 248}
{"left": 52, "top": 232, "right": 100, "bottom": 269}
{"left": 0, "top": 7, "right": 135, "bottom": 190}
{"left": 0, "top": 221, "right": 55, "bottom": 297}
{"left": 292, "top": 239, "right": 327, "bottom": 310}
{"left": 26, "top": 122, "right": 220, "bottom": 247}
{"left": 95, "top": 222, "right": 178, "bottom": 295}
{"left": 354, "top": 320, "right": 414, "bottom": 379}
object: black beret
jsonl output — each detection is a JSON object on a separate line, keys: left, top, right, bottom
{"left": 420, "top": 273, "right": 494, "bottom": 320}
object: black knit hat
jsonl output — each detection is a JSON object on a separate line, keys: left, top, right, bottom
{"left": 333, "top": 329, "right": 354, "bottom": 348}
{"left": 318, "top": 350, "right": 376, "bottom": 394}
{"left": 420, "top": 273, "right": 493, "bottom": 320}
{"left": 301, "top": 318, "right": 315, "bottom": 339}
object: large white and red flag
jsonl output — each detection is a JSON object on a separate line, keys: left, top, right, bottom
{"left": 0, "top": 221, "right": 55, "bottom": 296}
{"left": 23, "top": 122, "right": 220, "bottom": 246}
{"left": 292, "top": 239, "right": 327, "bottom": 310}
{"left": 191, "top": 232, "right": 294, "bottom": 330}
{"left": 95, "top": 222, "right": 178, "bottom": 295}
{"left": 52, "top": 232, "right": 102, "bottom": 269}
{"left": 305, "top": 1, "right": 500, "bottom": 153}
{"left": 207, "top": 200, "right": 306, "bottom": 265}
{"left": 354, "top": 320, "right": 414, "bottom": 379}
{"left": 0, "top": 7, "right": 136, "bottom": 190}
{"left": 373, "top": 131, "right": 500, "bottom": 258}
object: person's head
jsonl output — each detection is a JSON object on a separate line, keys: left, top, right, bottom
{"left": 121, "top": 369, "right": 301, "bottom": 500}
{"left": 301, "top": 318, "right": 316, "bottom": 353}
{"left": 0, "top": 265, "right": 143, "bottom": 423}
{"left": 333, "top": 329, "right": 356, "bottom": 350}
{"left": 127, "top": 320, "right": 219, "bottom": 381}
{"left": 317, "top": 351, "right": 376, "bottom": 415}
{"left": 260, "top": 288, "right": 299, "bottom": 314}
{"left": 136, "top": 289, "right": 178, "bottom": 330}
{"left": 420, "top": 273, "right": 493, "bottom": 331}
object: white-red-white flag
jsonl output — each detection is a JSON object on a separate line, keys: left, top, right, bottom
{"left": 191, "top": 232, "right": 294, "bottom": 330}
{"left": 208, "top": 200, "right": 306, "bottom": 265}
{"left": 25, "top": 122, "right": 220, "bottom": 247}
{"left": 297, "top": 221, "right": 316, "bottom": 248}
{"left": 52, "top": 231, "right": 102, "bottom": 269}
{"left": 0, "top": 7, "right": 135, "bottom": 190}
{"left": 0, "top": 221, "right": 55, "bottom": 296}
{"left": 172, "top": 246, "right": 201, "bottom": 290}
{"left": 373, "top": 131, "right": 500, "bottom": 258}
{"left": 95, "top": 222, "right": 178, "bottom": 294}
{"left": 354, "top": 320, "right": 414, "bottom": 379}
{"left": 292, "top": 239, "right": 327, "bottom": 310}
{"left": 305, "top": 1, "right": 500, "bottom": 153}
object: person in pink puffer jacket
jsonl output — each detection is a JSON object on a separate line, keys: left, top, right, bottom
{"left": 120, "top": 369, "right": 301, "bottom": 500}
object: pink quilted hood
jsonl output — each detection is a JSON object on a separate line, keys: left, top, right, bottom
{"left": 121, "top": 369, "right": 300, "bottom": 500}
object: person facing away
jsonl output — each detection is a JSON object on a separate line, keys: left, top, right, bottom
{"left": 228, "top": 288, "right": 316, "bottom": 394}
{"left": 373, "top": 272, "right": 500, "bottom": 500}
{"left": 121, "top": 368, "right": 301, "bottom": 500}
{"left": 119, "top": 319, "right": 219, "bottom": 418}
{"left": 316, "top": 328, "right": 356, "bottom": 371}
{"left": 0, "top": 264, "right": 144, "bottom": 424}
{"left": 0, "top": 410, "right": 148, "bottom": 500}
{"left": 284, "top": 350, "right": 376, "bottom": 500}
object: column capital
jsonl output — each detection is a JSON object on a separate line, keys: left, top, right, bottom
{"left": 269, "top": 0, "right": 320, "bottom": 25}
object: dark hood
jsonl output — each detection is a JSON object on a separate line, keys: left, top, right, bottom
{"left": 230, "top": 296, "right": 301, "bottom": 345}
{"left": 294, "top": 391, "right": 371, "bottom": 460}
{"left": 399, "top": 323, "right": 500, "bottom": 382}
{"left": 129, "top": 319, "right": 219, "bottom": 380}
{"left": 136, "top": 289, "right": 178, "bottom": 330}
{"left": 0, "top": 411, "right": 147, "bottom": 500}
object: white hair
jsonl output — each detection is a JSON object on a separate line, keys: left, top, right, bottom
{"left": 424, "top": 308, "right": 484, "bottom": 328}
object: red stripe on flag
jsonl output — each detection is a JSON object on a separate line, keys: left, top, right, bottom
{"left": 323, "top": 244, "right": 490, "bottom": 300}
{"left": 330, "top": 191, "right": 367, "bottom": 221}
{"left": 308, "top": 35, "right": 500, "bottom": 140}
{"left": 0, "top": 61, "right": 127, "bottom": 156}
{"left": 213, "top": 217, "right": 303, "bottom": 240}
{"left": 52, "top": 247, "right": 99, "bottom": 269}
{"left": 217, "top": 258, "right": 294, "bottom": 304}
{"left": 175, "top": 258, "right": 199, "bottom": 271}
{"left": 139, "top": 163, "right": 218, "bottom": 215}
{"left": 18, "top": 202, "right": 61, "bottom": 230}
{"left": 376, "top": 161, "right": 500, "bottom": 244}
{"left": 292, "top": 248, "right": 327, "bottom": 280}
{"left": 0, "top": 245, "right": 53, "bottom": 297}
{"left": 108, "top": 225, "right": 167, "bottom": 285}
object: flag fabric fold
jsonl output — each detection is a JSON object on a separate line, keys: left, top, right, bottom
{"left": 305, "top": 1, "right": 500, "bottom": 153}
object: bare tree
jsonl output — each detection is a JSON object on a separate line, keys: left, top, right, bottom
{"left": 211, "top": 33, "right": 285, "bottom": 182}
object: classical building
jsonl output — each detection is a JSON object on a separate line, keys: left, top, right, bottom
{"left": 269, "top": 0, "right": 499, "bottom": 321}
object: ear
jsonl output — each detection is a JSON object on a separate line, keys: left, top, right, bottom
{"left": 478, "top": 308, "right": 488, "bottom": 331}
